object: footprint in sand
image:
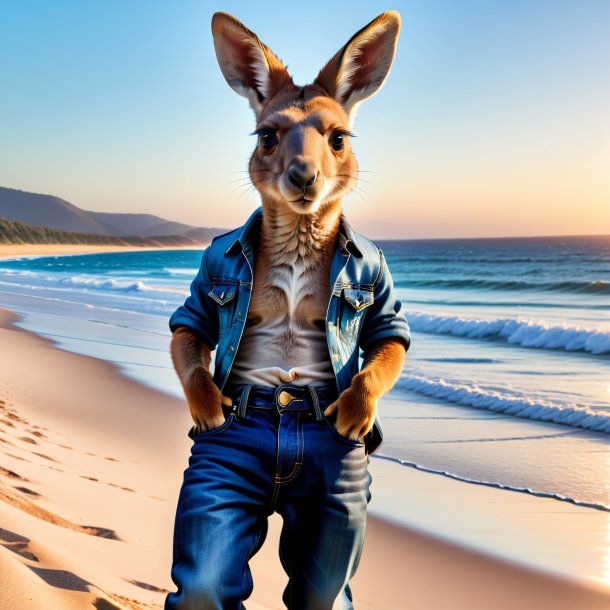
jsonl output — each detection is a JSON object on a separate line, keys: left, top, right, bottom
{"left": 0, "top": 417, "right": 15, "bottom": 427}
{"left": 0, "top": 484, "right": 120, "bottom": 540}
{"left": 81, "top": 475, "right": 99, "bottom": 482}
{"left": 32, "top": 452, "right": 59, "bottom": 463}
{"left": 13, "top": 486, "right": 41, "bottom": 497}
{"left": 124, "top": 577, "right": 170, "bottom": 594}
{"left": 4, "top": 452, "right": 29, "bottom": 462}
{"left": 0, "top": 527, "right": 39, "bottom": 562}
{"left": 108, "top": 482, "right": 134, "bottom": 492}
{"left": 0, "top": 466, "right": 28, "bottom": 481}
{"left": 92, "top": 598, "right": 124, "bottom": 610}
{"left": 18, "top": 436, "right": 38, "bottom": 444}
{"left": 99, "top": 592, "right": 161, "bottom": 610}
{"left": 94, "top": 595, "right": 154, "bottom": 610}
{"left": 4, "top": 412, "right": 27, "bottom": 425}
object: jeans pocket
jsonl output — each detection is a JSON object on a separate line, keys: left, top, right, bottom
{"left": 322, "top": 413, "right": 365, "bottom": 448}
{"left": 188, "top": 413, "right": 236, "bottom": 440}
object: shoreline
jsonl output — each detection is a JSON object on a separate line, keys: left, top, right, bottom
{"left": 1, "top": 307, "right": 609, "bottom": 608}
{"left": 0, "top": 243, "right": 204, "bottom": 261}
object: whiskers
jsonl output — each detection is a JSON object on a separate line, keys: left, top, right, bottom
{"left": 227, "top": 169, "right": 276, "bottom": 204}
{"left": 334, "top": 169, "right": 373, "bottom": 203}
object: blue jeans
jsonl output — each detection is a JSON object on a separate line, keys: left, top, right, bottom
{"left": 164, "top": 383, "right": 372, "bottom": 610}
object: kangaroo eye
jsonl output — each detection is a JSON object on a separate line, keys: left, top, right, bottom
{"left": 329, "top": 132, "right": 345, "bottom": 151}
{"left": 257, "top": 129, "right": 278, "bottom": 150}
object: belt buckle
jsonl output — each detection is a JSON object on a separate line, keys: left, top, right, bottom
{"left": 276, "top": 388, "right": 303, "bottom": 410}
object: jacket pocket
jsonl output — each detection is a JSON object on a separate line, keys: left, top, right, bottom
{"left": 338, "top": 287, "right": 374, "bottom": 346}
{"left": 342, "top": 287, "right": 374, "bottom": 312}
{"left": 208, "top": 284, "right": 237, "bottom": 305}
{"left": 208, "top": 282, "right": 238, "bottom": 334}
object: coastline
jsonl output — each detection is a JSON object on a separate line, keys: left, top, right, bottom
{"left": 1, "top": 305, "right": 609, "bottom": 609}
{"left": 0, "top": 243, "right": 203, "bottom": 261}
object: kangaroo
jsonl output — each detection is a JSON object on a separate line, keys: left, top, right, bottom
{"left": 166, "top": 10, "right": 410, "bottom": 609}
{"left": 171, "top": 10, "right": 406, "bottom": 441}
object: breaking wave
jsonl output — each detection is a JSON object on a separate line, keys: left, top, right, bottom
{"left": 406, "top": 311, "right": 610, "bottom": 355}
{"left": 395, "top": 373, "right": 610, "bottom": 434}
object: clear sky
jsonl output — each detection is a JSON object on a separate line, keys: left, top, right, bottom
{"left": 0, "top": 0, "right": 608, "bottom": 239}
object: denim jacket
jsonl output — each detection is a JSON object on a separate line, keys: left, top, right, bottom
{"left": 169, "top": 207, "right": 411, "bottom": 452}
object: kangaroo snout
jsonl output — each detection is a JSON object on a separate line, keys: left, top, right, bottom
{"left": 287, "top": 160, "right": 318, "bottom": 191}
{"left": 281, "top": 156, "right": 326, "bottom": 211}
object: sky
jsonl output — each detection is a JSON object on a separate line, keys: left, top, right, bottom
{"left": 0, "top": 0, "right": 608, "bottom": 239}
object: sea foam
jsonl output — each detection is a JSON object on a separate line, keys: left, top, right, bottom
{"left": 406, "top": 311, "right": 610, "bottom": 355}
{"left": 396, "top": 373, "right": 610, "bottom": 434}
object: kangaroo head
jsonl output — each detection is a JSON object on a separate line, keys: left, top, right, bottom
{"left": 211, "top": 11, "right": 400, "bottom": 219}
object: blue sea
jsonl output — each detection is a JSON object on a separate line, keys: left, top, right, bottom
{"left": 0, "top": 234, "right": 608, "bottom": 512}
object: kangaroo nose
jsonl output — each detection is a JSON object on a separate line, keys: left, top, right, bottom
{"left": 288, "top": 165, "right": 317, "bottom": 190}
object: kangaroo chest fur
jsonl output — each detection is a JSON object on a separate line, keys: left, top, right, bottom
{"left": 227, "top": 211, "right": 336, "bottom": 387}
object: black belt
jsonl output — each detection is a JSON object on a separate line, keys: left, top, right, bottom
{"left": 222, "top": 383, "right": 339, "bottom": 421}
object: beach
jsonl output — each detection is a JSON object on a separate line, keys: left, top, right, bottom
{"left": 1, "top": 306, "right": 610, "bottom": 609}
{"left": 0, "top": 238, "right": 609, "bottom": 609}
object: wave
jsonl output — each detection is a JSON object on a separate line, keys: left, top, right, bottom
{"left": 372, "top": 454, "right": 610, "bottom": 512}
{"left": 395, "top": 373, "right": 610, "bottom": 434}
{"left": 402, "top": 296, "right": 610, "bottom": 311}
{"left": 163, "top": 267, "right": 199, "bottom": 276}
{"left": 405, "top": 311, "right": 610, "bottom": 355}
{"left": 403, "top": 277, "right": 610, "bottom": 294}
{"left": 58, "top": 275, "right": 188, "bottom": 295}
{"left": 0, "top": 268, "right": 190, "bottom": 297}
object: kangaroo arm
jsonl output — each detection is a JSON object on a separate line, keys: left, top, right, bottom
{"left": 170, "top": 326, "right": 213, "bottom": 385}
{"left": 170, "top": 327, "right": 223, "bottom": 430}
{"left": 356, "top": 337, "right": 407, "bottom": 399}
{"left": 325, "top": 337, "right": 406, "bottom": 440}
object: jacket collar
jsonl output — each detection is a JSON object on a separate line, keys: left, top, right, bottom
{"left": 224, "top": 207, "right": 263, "bottom": 256}
{"left": 224, "top": 206, "right": 363, "bottom": 258}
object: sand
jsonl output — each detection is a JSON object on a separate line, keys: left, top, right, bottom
{"left": 1, "top": 306, "right": 609, "bottom": 609}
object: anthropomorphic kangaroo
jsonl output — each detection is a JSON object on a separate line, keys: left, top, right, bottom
{"left": 165, "top": 11, "right": 411, "bottom": 610}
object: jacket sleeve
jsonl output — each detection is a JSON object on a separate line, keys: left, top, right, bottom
{"left": 168, "top": 247, "right": 219, "bottom": 350}
{"left": 359, "top": 249, "right": 411, "bottom": 353}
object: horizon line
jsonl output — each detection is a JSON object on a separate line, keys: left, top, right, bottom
{"left": 373, "top": 232, "right": 610, "bottom": 242}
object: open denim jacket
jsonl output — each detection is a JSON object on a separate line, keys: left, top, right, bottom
{"left": 169, "top": 207, "right": 411, "bottom": 453}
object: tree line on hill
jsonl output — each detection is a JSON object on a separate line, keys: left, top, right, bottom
{"left": 0, "top": 216, "right": 207, "bottom": 247}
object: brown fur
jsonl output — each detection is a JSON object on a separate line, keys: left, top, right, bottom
{"left": 171, "top": 11, "right": 404, "bottom": 437}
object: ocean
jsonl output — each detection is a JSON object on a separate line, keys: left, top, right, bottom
{"left": 0, "top": 233, "right": 608, "bottom": 513}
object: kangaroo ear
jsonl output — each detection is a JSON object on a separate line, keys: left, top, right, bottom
{"left": 212, "top": 12, "right": 294, "bottom": 116}
{"left": 314, "top": 11, "right": 401, "bottom": 123}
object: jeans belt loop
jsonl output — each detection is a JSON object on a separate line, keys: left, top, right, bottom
{"left": 236, "top": 384, "right": 253, "bottom": 420}
{"left": 307, "top": 386, "right": 324, "bottom": 421}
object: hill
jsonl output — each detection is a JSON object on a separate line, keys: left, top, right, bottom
{"left": 0, "top": 216, "right": 207, "bottom": 247}
{"left": 0, "top": 186, "right": 225, "bottom": 238}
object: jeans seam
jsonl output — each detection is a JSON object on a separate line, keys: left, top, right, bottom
{"left": 274, "top": 412, "right": 304, "bottom": 485}
{"left": 270, "top": 482, "right": 281, "bottom": 509}
{"left": 242, "top": 521, "right": 265, "bottom": 590}
{"left": 274, "top": 461, "right": 302, "bottom": 484}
